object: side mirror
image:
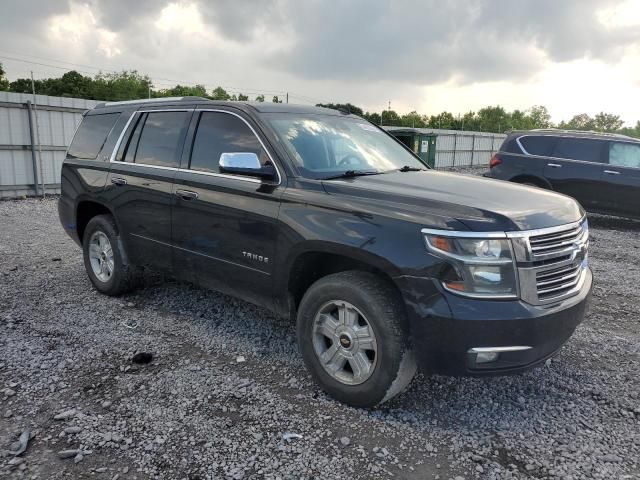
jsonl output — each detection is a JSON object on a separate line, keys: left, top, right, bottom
{"left": 219, "top": 152, "right": 276, "bottom": 180}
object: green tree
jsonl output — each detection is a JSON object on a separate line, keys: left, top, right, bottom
{"left": 237, "top": 93, "right": 249, "bottom": 101}
{"left": 400, "top": 111, "right": 427, "bottom": 128}
{"left": 364, "top": 112, "right": 381, "bottom": 124}
{"left": 255, "top": 94, "right": 265, "bottom": 102}
{"left": 211, "top": 86, "right": 230, "bottom": 100}
{"left": 593, "top": 112, "right": 624, "bottom": 132}
{"left": 0, "top": 63, "right": 10, "bottom": 91}
{"left": 559, "top": 113, "right": 595, "bottom": 131}
{"left": 159, "top": 84, "right": 207, "bottom": 97}
{"left": 272, "top": 95, "right": 282, "bottom": 103}
{"left": 381, "top": 109, "right": 400, "bottom": 126}
{"left": 528, "top": 105, "right": 552, "bottom": 129}
{"left": 91, "top": 71, "right": 151, "bottom": 101}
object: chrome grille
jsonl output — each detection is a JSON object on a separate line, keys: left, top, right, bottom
{"left": 536, "top": 262, "right": 583, "bottom": 301}
{"left": 529, "top": 223, "right": 585, "bottom": 259}
{"left": 508, "top": 218, "right": 590, "bottom": 305}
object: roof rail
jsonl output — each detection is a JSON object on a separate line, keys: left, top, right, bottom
{"left": 95, "top": 96, "right": 208, "bottom": 108}
{"left": 528, "top": 128, "right": 634, "bottom": 140}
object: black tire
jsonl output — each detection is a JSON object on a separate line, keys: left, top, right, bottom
{"left": 82, "top": 214, "right": 138, "bottom": 296}
{"left": 297, "top": 271, "right": 416, "bottom": 408}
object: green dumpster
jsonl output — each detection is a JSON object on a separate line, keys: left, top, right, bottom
{"left": 386, "top": 129, "right": 437, "bottom": 168}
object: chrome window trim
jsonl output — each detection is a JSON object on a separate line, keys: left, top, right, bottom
{"left": 108, "top": 108, "right": 283, "bottom": 186}
{"left": 516, "top": 134, "right": 607, "bottom": 165}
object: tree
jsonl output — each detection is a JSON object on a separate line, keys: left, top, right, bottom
{"left": 559, "top": 113, "right": 595, "bottom": 131}
{"left": 593, "top": 112, "right": 624, "bottom": 132}
{"left": 237, "top": 93, "right": 249, "bottom": 101}
{"left": 159, "top": 84, "right": 207, "bottom": 97}
{"left": 400, "top": 111, "right": 427, "bottom": 128}
{"left": 381, "top": 109, "right": 400, "bottom": 126}
{"left": 211, "top": 86, "right": 230, "bottom": 100}
{"left": 528, "top": 105, "right": 552, "bottom": 129}
{"left": 364, "top": 112, "right": 381, "bottom": 124}
{"left": 0, "top": 63, "right": 10, "bottom": 91}
{"left": 255, "top": 94, "right": 265, "bottom": 102}
{"left": 272, "top": 95, "right": 282, "bottom": 103}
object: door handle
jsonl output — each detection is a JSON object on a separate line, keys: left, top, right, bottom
{"left": 175, "top": 189, "right": 199, "bottom": 201}
{"left": 111, "top": 177, "right": 127, "bottom": 186}
{"left": 603, "top": 170, "right": 620, "bottom": 175}
{"left": 547, "top": 163, "right": 562, "bottom": 168}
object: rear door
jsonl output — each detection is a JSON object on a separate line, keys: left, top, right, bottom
{"left": 172, "top": 109, "right": 284, "bottom": 308}
{"left": 105, "top": 109, "right": 192, "bottom": 270}
{"left": 599, "top": 141, "right": 640, "bottom": 218}
{"left": 543, "top": 137, "right": 606, "bottom": 210}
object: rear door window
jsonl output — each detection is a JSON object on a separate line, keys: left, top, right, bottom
{"left": 609, "top": 142, "right": 640, "bottom": 169}
{"left": 552, "top": 138, "right": 604, "bottom": 163}
{"left": 519, "top": 135, "right": 555, "bottom": 156}
{"left": 133, "top": 111, "right": 190, "bottom": 168}
{"left": 189, "top": 111, "right": 268, "bottom": 174}
{"left": 68, "top": 113, "right": 120, "bottom": 160}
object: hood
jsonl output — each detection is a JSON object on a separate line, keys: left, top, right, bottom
{"left": 321, "top": 170, "right": 584, "bottom": 232}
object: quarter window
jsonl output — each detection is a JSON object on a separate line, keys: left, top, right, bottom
{"left": 519, "top": 136, "right": 555, "bottom": 156}
{"left": 552, "top": 138, "right": 604, "bottom": 163}
{"left": 609, "top": 142, "right": 640, "bottom": 169}
{"left": 133, "top": 111, "right": 190, "bottom": 168}
{"left": 189, "top": 112, "right": 269, "bottom": 174}
{"left": 68, "top": 113, "right": 120, "bottom": 160}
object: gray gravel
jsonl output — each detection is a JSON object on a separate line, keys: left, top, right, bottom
{"left": 1, "top": 197, "right": 639, "bottom": 480}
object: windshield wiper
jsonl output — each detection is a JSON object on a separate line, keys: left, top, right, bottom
{"left": 398, "top": 165, "right": 425, "bottom": 172}
{"left": 322, "top": 170, "right": 382, "bottom": 180}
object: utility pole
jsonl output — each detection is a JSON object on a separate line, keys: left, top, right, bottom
{"left": 30, "top": 71, "right": 45, "bottom": 198}
{"left": 286, "top": 92, "right": 288, "bottom": 104}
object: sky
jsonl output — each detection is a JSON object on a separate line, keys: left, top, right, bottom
{"left": 1, "top": 0, "right": 639, "bottom": 126}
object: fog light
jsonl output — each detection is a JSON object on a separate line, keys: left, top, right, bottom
{"left": 476, "top": 352, "right": 499, "bottom": 364}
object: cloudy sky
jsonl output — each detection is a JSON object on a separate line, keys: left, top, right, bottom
{"left": 1, "top": 0, "right": 639, "bottom": 125}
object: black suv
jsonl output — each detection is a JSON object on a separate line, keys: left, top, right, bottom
{"left": 487, "top": 129, "right": 640, "bottom": 219}
{"left": 59, "top": 98, "right": 592, "bottom": 407}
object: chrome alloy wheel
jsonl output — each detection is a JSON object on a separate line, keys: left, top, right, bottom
{"left": 88, "top": 231, "right": 114, "bottom": 283}
{"left": 312, "top": 300, "right": 378, "bottom": 385}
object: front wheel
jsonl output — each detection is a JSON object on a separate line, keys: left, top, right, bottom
{"left": 297, "top": 271, "right": 416, "bottom": 407}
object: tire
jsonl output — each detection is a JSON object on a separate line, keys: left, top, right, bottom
{"left": 297, "top": 271, "right": 416, "bottom": 407}
{"left": 82, "top": 214, "right": 138, "bottom": 296}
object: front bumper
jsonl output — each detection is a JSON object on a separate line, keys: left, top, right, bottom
{"left": 396, "top": 268, "right": 592, "bottom": 376}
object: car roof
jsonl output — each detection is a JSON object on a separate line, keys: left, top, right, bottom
{"left": 509, "top": 128, "right": 640, "bottom": 143}
{"left": 92, "top": 97, "right": 347, "bottom": 117}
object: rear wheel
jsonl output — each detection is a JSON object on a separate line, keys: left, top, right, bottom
{"left": 297, "top": 271, "right": 416, "bottom": 407}
{"left": 82, "top": 214, "right": 138, "bottom": 296}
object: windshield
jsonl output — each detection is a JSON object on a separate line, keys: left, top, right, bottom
{"left": 263, "top": 113, "right": 426, "bottom": 179}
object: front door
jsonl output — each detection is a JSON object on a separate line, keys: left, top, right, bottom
{"left": 105, "top": 109, "right": 192, "bottom": 270}
{"left": 171, "top": 109, "right": 284, "bottom": 308}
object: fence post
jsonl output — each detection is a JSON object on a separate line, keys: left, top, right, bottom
{"left": 26, "top": 101, "right": 40, "bottom": 197}
{"left": 471, "top": 134, "right": 476, "bottom": 166}
{"left": 452, "top": 133, "right": 457, "bottom": 168}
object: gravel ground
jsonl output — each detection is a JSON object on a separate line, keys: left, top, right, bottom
{"left": 1, "top": 197, "right": 639, "bottom": 480}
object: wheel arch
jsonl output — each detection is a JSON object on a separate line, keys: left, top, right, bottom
{"left": 281, "top": 241, "right": 405, "bottom": 318}
{"left": 509, "top": 174, "right": 552, "bottom": 189}
{"left": 75, "top": 199, "right": 116, "bottom": 245}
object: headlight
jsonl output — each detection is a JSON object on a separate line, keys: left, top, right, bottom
{"left": 423, "top": 232, "right": 518, "bottom": 298}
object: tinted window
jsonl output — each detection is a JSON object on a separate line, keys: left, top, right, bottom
{"left": 609, "top": 142, "right": 640, "bottom": 169}
{"left": 134, "top": 112, "right": 190, "bottom": 168}
{"left": 190, "top": 112, "right": 268, "bottom": 173}
{"left": 519, "top": 136, "right": 555, "bottom": 156}
{"left": 68, "top": 113, "right": 120, "bottom": 160}
{"left": 552, "top": 138, "right": 604, "bottom": 163}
